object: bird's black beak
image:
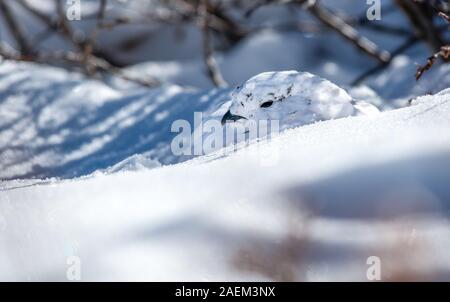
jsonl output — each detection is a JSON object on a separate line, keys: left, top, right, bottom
{"left": 221, "top": 109, "right": 247, "bottom": 125}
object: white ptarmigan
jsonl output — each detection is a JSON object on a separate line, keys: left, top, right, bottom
{"left": 221, "top": 71, "right": 379, "bottom": 129}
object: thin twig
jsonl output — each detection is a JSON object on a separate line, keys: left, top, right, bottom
{"left": 352, "top": 36, "right": 419, "bottom": 86}
{"left": 243, "top": 0, "right": 392, "bottom": 63}
{"left": 201, "top": 0, "right": 227, "bottom": 88}
{"left": 415, "top": 9, "right": 450, "bottom": 80}
{"left": 0, "top": 0, "right": 32, "bottom": 54}
{"left": 0, "top": 46, "right": 160, "bottom": 88}
{"left": 416, "top": 45, "right": 450, "bottom": 80}
{"left": 439, "top": 11, "right": 450, "bottom": 23}
{"left": 179, "top": 0, "right": 247, "bottom": 44}
{"left": 0, "top": 0, "right": 160, "bottom": 87}
{"left": 82, "top": 0, "right": 108, "bottom": 75}
{"left": 395, "top": 0, "right": 445, "bottom": 53}
{"left": 305, "top": 1, "right": 391, "bottom": 63}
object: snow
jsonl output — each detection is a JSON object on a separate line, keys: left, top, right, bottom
{"left": 0, "top": 61, "right": 231, "bottom": 179}
{"left": 368, "top": 56, "right": 450, "bottom": 107}
{"left": 1, "top": 85, "right": 450, "bottom": 281}
{"left": 0, "top": 63, "right": 390, "bottom": 180}
{"left": 100, "top": 154, "right": 161, "bottom": 174}
{"left": 1, "top": 0, "right": 450, "bottom": 282}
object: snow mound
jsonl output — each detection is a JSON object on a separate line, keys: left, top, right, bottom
{"left": 0, "top": 61, "right": 230, "bottom": 179}
{"left": 101, "top": 154, "right": 161, "bottom": 174}
{"left": 1, "top": 88, "right": 450, "bottom": 281}
{"left": 224, "top": 71, "right": 378, "bottom": 130}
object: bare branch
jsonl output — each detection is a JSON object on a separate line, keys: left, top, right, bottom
{"left": 0, "top": 46, "right": 160, "bottom": 88}
{"left": 439, "top": 11, "right": 450, "bottom": 23}
{"left": 178, "top": 0, "right": 247, "bottom": 44}
{"left": 305, "top": 1, "right": 391, "bottom": 63}
{"left": 352, "top": 36, "right": 419, "bottom": 86}
{"left": 201, "top": 0, "right": 227, "bottom": 88}
{"left": 242, "top": 0, "right": 392, "bottom": 63}
{"left": 16, "top": 0, "right": 55, "bottom": 28}
{"left": 416, "top": 45, "right": 450, "bottom": 80}
{"left": 395, "top": 0, "right": 446, "bottom": 53}
{"left": 97, "top": 0, "right": 107, "bottom": 21}
{"left": 414, "top": 8, "right": 449, "bottom": 81}
{"left": 0, "top": 0, "right": 32, "bottom": 54}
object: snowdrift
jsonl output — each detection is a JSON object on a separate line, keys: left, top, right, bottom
{"left": 1, "top": 87, "right": 450, "bottom": 281}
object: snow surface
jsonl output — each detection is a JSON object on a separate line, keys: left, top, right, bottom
{"left": 1, "top": 85, "right": 450, "bottom": 281}
{"left": 0, "top": 61, "right": 230, "bottom": 179}
{"left": 100, "top": 154, "right": 161, "bottom": 174}
{"left": 1, "top": 0, "right": 450, "bottom": 282}
{"left": 2, "top": 59, "right": 448, "bottom": 180}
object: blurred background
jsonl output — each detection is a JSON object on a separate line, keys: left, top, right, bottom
{"left": 0, "top": 0, "right": 448, "bottom": 89}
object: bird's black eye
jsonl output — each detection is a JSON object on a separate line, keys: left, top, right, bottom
{"left": 260, "top": 101, "right": 274, "bottom": 108}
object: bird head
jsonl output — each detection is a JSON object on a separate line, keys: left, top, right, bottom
{"left": 221, "top": 71, "right": 355, "bottom": 130}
